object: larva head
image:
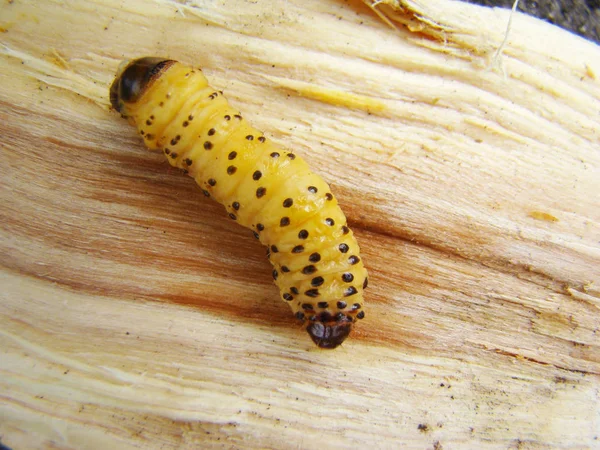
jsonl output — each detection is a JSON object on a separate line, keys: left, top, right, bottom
{"left": 305, "top": 312, "right": 354, "bottom": 349}
{"left": 110, "top": 57, "right": 175, "bottom": 114}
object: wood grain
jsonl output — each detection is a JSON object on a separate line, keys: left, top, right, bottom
{"left": 1, "top": 0, "right": 598, "bottom": 448}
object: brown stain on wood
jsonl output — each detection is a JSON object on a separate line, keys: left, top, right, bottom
{"left": 2, "top": 100, "right": 422, "bottom": 348}
{"left": 3, "top": 97, "right": 599, "bottom": 365}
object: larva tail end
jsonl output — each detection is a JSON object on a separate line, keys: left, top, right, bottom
{"left": 306, "top": 321, "right": 353, "bottom": 349}
{"left": 110, "top": 57, "right": 176, "bottom": 113}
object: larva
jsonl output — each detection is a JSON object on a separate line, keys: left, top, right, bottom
{"left": 110, "top": 57, "right": 367, "bottom": 348}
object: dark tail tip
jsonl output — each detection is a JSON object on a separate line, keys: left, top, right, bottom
{"left": 306, "top": 321, "right": 353, "bottom": 349}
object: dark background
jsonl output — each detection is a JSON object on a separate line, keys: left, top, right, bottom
{"left": 462, "top": 0, "right": 599, "bottom": 44}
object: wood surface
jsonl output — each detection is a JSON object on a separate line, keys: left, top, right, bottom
{"left": 1, "top": 0, "right": 599, "bottom": 448}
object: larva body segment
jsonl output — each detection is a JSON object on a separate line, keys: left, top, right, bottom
{"left": 110, "top": 58, "right": 367, "bottom": 348}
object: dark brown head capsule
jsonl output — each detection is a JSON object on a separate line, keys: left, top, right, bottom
{"left": 110, "top": 57, "right": 176, "bottom": 113}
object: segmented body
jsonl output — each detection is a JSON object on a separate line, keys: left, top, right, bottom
{"left": 110, "top": 58, "right": 367, "bottom": 348}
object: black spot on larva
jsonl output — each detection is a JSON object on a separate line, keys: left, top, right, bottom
{"left": 305, "top": 289, "right": 319, "bottom": 298}
{"left": 256, "top": 223, "right": 264, "bottom": 231}
{"left": 309, "top": 252, "right": 321, "bottom": 263}
{"left": 308, "top": 186, "right": 318, "bottom": 194}
{"left": 252, "top": 170, "right": 262, "bottom": 180}
{"left": 280, "top": 217, "right": 290, "bottom": 227}
{"left": 363, "top": 277, "right": 368, "bottom": 289}
{"left": 290, "top": 287, "right": 299, "bottom": 295}
{"left": 325, "top": 218, "right": 335, "bottom": 226}
{"left": 272, "top": 270, "right": 278, "bottom": 280}
{"left": 283, "top": 293, "right": 293, "bottom": 301}
{"left": 146, "top": 119, "right": 152, "bottom": 125}
{"left": 302, "top": 303, "right": 314, "bottom": 311}
{"left": 287, "top": 153, "right": 296, "bottom": 160}
{"left": 258, "top": 136, "right": 266, "bottom": 143}
{"left": 339, "top": 243, "right": 349, "bottom": 253}
{"left": 344, "top": 287, "right": 358, "bottom": 297}
{"left": 335, "top": 312, "right": 345, "bottom": 322}
{"left": 246, "top": 135, "right": 254, "bottom": 141}
{"left": 357, "top": 311, "right": 365, "bottom": 319}
{"left": 228, "top": 151, "right": 237, "bottom": 160}
{"left": 318, "top": 311, "right": 333, "bottom": 322}
{"left": 208, "top": 128, "right": 216, "bottom": 136}
{"left": 342, "top": 226, "right": 350, "bottom": 235}
{"left": 204, "top": 141, "right": 213, "bottom": 150}
{"left": 283, "top": 198, "right": 293, "bottom": 208}
{"left": 256, "top": 187, "right": 266, "bottom": 198}
{"left": 342, "top": 273, "right": 354, "bottom": 282}
{"left": 309, "top": 315, "right": 317, "bottom": 321}
{"left": 270, "top": 152, "right": 280, "bottom": 158}
{"left": 164, "top": 148, "right": 171, "bottom": 155}
{"left": 227, "top": 165, "right": 237, "bottom": 175}
{"left": 292, "top": 245, "right": 304, "bottom": 253}
{"left": 295, "top": 311, "right": 305, "bottom": 320}
{"left": 202, "top": 189, "right": 210, "bottom": 197}
{"left": 326, "top": 193, "right": 333, "bottom": 201}
{"left": 188, "top": 114, "right": 194, "bottom": 121}
{"left": 144, "top": 134, "right": 154, "bottom": 140}
{"left": 170, "top": 135, "right": 180, "bottom": 146}
{"left": 348, "top": 255, "right": 360, "bottom": 265}
{"left": 185, "top": 158, "right": 193, "bottom": 166}
{"left": 271, "top": 245, "right": 279, "bottom": 253}
{"left": 351, "top": 303, "right": 361, "bottom": 311}
{"left": 232, "top": 202, "right": 240, "bottom": 211}
{"left": 209, "top": 92, "right": 217, "bottom": 99}
{"left": 312, "top": 277, "right": 324, "bottom": 287}
{"left": 208, "top": 178, "right": 216, "bottom": 186}
{"left": 298, "top": 229, "right": 308, "bottom": 239}
{"left": 229, "top": 213, "right": 237, "bottom": 220}
{"left": 302, "top": 265, "right": 316, "bottom": 275}
{"left": 318, "top": 301, "right": 329, "bottom": 308}
{"left": 253, "top": 231, "right": 259, "bottom": 239}
{"left": 182, "top": 121, "right": 189, "bottom": 127}
{"left": 224, "top": 115, "right": 231, "bottom": 121}
{"left": 281, "top": 265, "right": 290, "bottom": 273}
{"left": 234, "top": 114, "right": 242, "bottom": 120}
{"left": 170, "top": 152, "right": 178, "bottom": 159}
{"left": 337, "top": 301, "right": 347, "bottom": 309}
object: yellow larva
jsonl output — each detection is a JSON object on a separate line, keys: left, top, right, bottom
{"left": 110, "top": 57, "right": 367, "bottom": 348}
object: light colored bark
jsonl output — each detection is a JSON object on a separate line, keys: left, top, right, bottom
{"left": 0, "top": 0, "right": 598, "bottom": 448}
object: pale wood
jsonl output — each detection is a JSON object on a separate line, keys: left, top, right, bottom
{"left": 0, "top": 0, "right": 599, "bottom": 448}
